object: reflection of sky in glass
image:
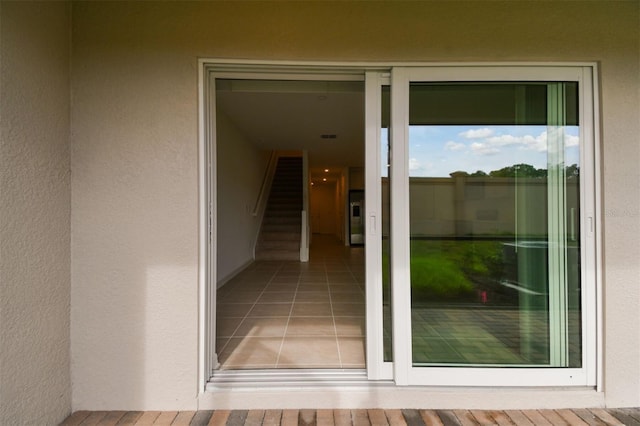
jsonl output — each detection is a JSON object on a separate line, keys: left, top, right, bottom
{"left": 406, "top": 125, "right": 580, "bottom": 178}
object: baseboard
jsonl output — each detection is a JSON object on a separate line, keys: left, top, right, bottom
{"left": 216, "top": 258, "right": 255, "bottom": 289}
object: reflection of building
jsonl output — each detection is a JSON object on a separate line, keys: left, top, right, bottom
{"left": 382, "top": 176, "right": 578, "bottom": 238}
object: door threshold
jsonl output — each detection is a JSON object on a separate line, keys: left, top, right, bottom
{"left": 207, "top": 368, "right": 388, "bottom": 391}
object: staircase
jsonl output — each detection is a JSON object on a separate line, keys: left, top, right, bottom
{"left": 255, "top": 156, "right": 303, "bottom": 261}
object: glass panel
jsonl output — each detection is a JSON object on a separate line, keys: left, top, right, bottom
{"left": 408, "top": 83, "right": 581, "bottom": 367}
{"left": 381, "top": 86, "right": 392, "bottom": 362}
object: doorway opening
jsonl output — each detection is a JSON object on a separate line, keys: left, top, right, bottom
{"left": 213, "top": 77, "right": 366, "bottom": 371}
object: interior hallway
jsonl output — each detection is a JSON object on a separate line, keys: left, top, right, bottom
{"left": 215, "top": 234, "right": 365, "bottom": 370}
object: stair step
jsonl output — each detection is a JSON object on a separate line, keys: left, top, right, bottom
{"left": 255, "top": 156, "right": 303, "bottom": 262}
{"left": 264, "top": 210, "right": 300, "bottom": 216}
{"left": 263, "top": 216, "right": 301, "bottom": 224}
{"left": 255, "top": 249, "right": 300, "bottom": 261}
{"left": 261, "top": 227, "right": 300, "bottom": 235}
{"left": 257, "top": 240, "right": 300, "bottom": 250}
{"left": 260, "top": 231, "right": 301, "bottom": 241}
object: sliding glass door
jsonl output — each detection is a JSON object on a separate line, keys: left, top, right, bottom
{"left": 383, "top": 67, "right": 596, "bottom": 386}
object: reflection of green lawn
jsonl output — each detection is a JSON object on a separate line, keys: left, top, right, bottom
{"left": 383, "top": 239, "right": 504, "bottom": 302}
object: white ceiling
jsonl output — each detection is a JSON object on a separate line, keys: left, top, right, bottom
{"left": 216, "top": 79, "right": 365, "bottom": 183}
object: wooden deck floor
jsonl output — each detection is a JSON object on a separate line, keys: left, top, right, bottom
{"left": 60, "top": 408, "right": 640, "bottom": 425}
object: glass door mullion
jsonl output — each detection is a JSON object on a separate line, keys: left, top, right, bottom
{"left": 365, "top": 71, "right": 393, "bottom": 380}
{"left": 389, "top": 68, "right": 412, "bottom": 386}
{"left": 547, "top": 82, "right": 569, "bottom": 367}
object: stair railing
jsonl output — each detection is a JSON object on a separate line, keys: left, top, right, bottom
{"left": 252, "top": 151, "right": 278, "bottom": 259}
{"left": 300, "top": 210, "right": 309, "bottom": 262}
{"left": 252, "top": 151, "right": 278, "bottom": 217}
{"left": 300, "top": 151, "right": 310, "bottom": 262}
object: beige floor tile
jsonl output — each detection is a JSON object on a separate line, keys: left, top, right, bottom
{"left": 295, "top": 291, "right": 331, "bottom": 303}
{"left": 218, "top": 303, "right": 254, "bottom": 317}
{"left": 216, "top": 338, "right": 230, "bottom": 353}
{"left": 329, "top": 284, "right": 362, "bottom": 291}
{"left": 278, "top": 337, "right": 340, "bottom": 367}
{"left": 327, "top": 274, "right": 356, "bottom": 284}
{"left": 219, "top": 337, "right": 282, "bottom": 368}
{"left": 297, "top": 283, "right": 330, "bottom": 291}
{"left": 331, "top": 292, "right": 365, "bottom": 303}
{"left": 220, "top": 291, "right": 262, "bottom": 304}
{"left": 334, "top": 317, "right": 365, "bottom": 336}
{"left": 258, "top": 292, "right": 296, "bottom": 303}
{"left": 299, "top": 274, "right": 327, "bottom": 281}
{"left": 216, "top": 317, "right": 244, "bottom": 337}
{"left": 234, "top": 317, "right": 288, "bottom": 337}
{"left": 291, "top": 302, "right": 333, "bottom": 317}
{"left": 286, "top": 317, "right": 336, "bottom": 336}
{"left": 332, "top": 302, "right": 365, "bottom": 316}
{"left": 265, "top": 283, "right": 299, "bottom": 292}
{"left": 338, "top": 337, "right": 365, "bottom": 366}
{"left": 248, "top": 303, "right": 292, "bottom": 317}
{"left": 270, "top": 277, "right": 300, "bottom": 284}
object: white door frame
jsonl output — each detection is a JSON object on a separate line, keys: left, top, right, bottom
{"left": 198, "top": 61, "right": 389, "bottom": 392}
{"left": 198, "top": 60, "right": 601, "bottom": 393}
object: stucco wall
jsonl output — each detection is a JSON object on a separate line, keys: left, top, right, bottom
{"left": 0, "top": 2, "right": 71, "bottom": 424}
{"left": 70, "top": 1, "right": 639, "bottom": 409}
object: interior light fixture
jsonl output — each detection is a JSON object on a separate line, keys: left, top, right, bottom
{"left": 324, "top": 169, "right": 329, "bottom": 173}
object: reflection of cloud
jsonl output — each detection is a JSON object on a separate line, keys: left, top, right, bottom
{"left": 566, "top": 134, "right": 579, "bottom": 147}
{"left": 460, "top": 128, "right": 494, "bottom": 138}
{"left": 409, "top": 158, "right": 421, "bottom": 171}
{"left": 483, "top": 133, "right": 546, "bottom": 152}
{"left": 474, "top": 130, "right": 579, "bottom": 154}
{"left": 470, "top": 142, "right": 500, "bottom": 155}
{"left": 444, "top": 141, "right": 465, "bottom": 151}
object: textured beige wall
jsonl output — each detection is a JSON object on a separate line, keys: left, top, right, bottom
{"left": 216, "top": 111, "right": 269, "bottom": 284}
{"left": 70, "top": 1, "right": 639, "bottom": 409}
{"left": 0, "top": 2, "right": 72, "bottom": 424}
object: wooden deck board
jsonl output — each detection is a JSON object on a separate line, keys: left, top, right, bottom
{"left": 189, "top": 410, "right": 213, "bottom": 426}
{"left": 503, "top": 410, "right": 533, "bottom": 426}
{"left": 333, "top": 409, "right": 352, "bottom": 426}
{"left": 316, "top": 409, "right": 334, "bottom": 426}
{"left": 588, "top": 408, "right": 624, "bottom": 426}
{"left": 133, "top": 411, "right": 161, "bottom": 425}
{"left": 58, "top": 408, "right": 640, "bottom": 425}
{"left": 351, "top": 409, "right": 371, "bottom": 426}
{"left": 384, "top": 409, "right": 407, "bottom": 426}
{"left": 96, "top": 411, "right": 126, "bottom": 425}
{"left": 609, "top": 409, "right": 640, "bottom": 426}
{"left": 207, "top": 410, "right": 230, "bottom": 426}
{"left": 452, "top": 410, "right": 478, "bottom": 426}
{"left": 401, "top": 409, "right": 425, "bottom": 426}
{"left": 280, "top": 409, "right": 299, "bottom": 426}
{"left": 367, "top": 409, "right": 388, "bottom": 426}
{"left": 263, "top": 410, "right": 283, "bottom": 426}
{"left": 419, "top": 410, "right": 444, "bottom": 426}
{"left": 436, "top": 410, "right": 462, "bottom": 426}
{"left": 60, "top": 410, "right": 91, "bottom": 426}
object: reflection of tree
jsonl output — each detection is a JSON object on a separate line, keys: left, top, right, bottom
{"left": 450, "top": 163, "right": 579, "bottom": 178}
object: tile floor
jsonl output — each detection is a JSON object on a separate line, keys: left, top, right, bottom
{"left": 216, "top": 234, "right": 365, "bottom": 370}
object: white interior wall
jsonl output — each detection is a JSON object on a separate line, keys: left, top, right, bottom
{"left": 216, "top": 111, "right": 269, "bottom": 285}
{"left": 0, "top": 2, "right": 72, "bottom": 424}
{"left": 69, "top": 1, "right": 639, "bottom": 410}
